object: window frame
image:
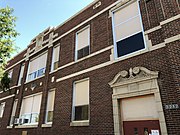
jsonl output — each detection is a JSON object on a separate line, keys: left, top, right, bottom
{"left": 9, "top": 99, "right": 18, "bottom": 126}
{"left": 75, "top": 25, "right": 90, "bottom": 61}
{"left": 111, "top": 0, "right": 147, "bottom": 59}
{"left": 51, "top": 45, "right": 60, "bottom": 72}
{"left": 26, "top": 51, "right": 47, "bottom": 82}
{"left": 19, "top": 93, "right": 42, "bottom": 125}
{"left": 8, "top": 69, "right": 13, "bottom": 79}
{"left": 18, "top": 64, "right": 25, "bottom": 85}
{"left": 45, "top": 89, "right": 56, "bottom": 124}
{"left": 0, "top": 102, "right": 5, "bottom": 118}
{"left": 71, "top": 78, "right": 90, "bottom": 123}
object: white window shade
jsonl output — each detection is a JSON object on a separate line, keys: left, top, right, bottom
{"left": 74, "top": 79, "right": 89, "bottom": 106}
{"left": 28, "top": 59, "right": 37, "bottom": 74}
{"left": 10, "top": 100, "right": 18, "bottom": 125}
{"left": 37, "top": 53, "right": 47, "bottom": 70}
{"left": 113, "top": 1, "right": 143, "bottom": 42}
{"left": 20, "top": 94, "right": 42, "bottom": 124}
{"left": 31, "top": 94, "right": 42, "bottom": 113}
{"left": 113, "top": 1, "right": 139, "bottom": 26}
{"left": 0, "top": 102, "right": 5, "bottom": 117}
{"left": 115, "top": 16, "right": 142, "bottom": 41}
{"left": 47, "top": 91, "right": 55, "bottom": 111}
{"left": 28, "top": 53, "right": 47, "bottom": 74}
{"left": 11, "top": 100, "right": 18, "bottom": 117}
{"left": 18, "top": 64, "right": 25, "bottom": 85}
{"left": 8, "top": 70, "right": 13, "bottom": 79}
{"left": 20, "top": 97, "right": 33, "bottom": 115}
{"left": 52, "top": 46, "right": 60, "bottom": 63}
{"left": 121, "top": 95, "right": 159, "bottom": 121}
{"left": 77, "top": 27, "right": 89, "bottom": 50}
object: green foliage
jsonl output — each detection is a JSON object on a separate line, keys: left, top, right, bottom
{"left": 0, "top": 6, "right": 19, "bottom": 67}
{"left": 0, "top": 72, "right": 11, "bottom": 92}
{"left": 0, "top": 6, "right": 19, "bottom": 91}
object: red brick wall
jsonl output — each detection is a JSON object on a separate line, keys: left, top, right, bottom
{"left": 1, "top": 0, "right": 179, "bottom": 135}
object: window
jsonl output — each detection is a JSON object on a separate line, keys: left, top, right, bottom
{"left": 51, "top": 46, "right": 60, "bottom": 71}
{"left": 18, "top": 64, "right": 25, "bottom": 85}
{"left": 10, "top": 100, "right": 18, "bottom": 126}
{"left": 72, "top": 79, "right": 89, "bottom": 121}
{"left": 27, "top": 53, "right": 47, "bottom": 81}
{"left": 112, "top": 1, "right": 145, "bottom": 58}
{"left": 8, "top": 69, "right": 13, "bottom": 79}
{"left": 45, "top": 90, "right": 55, "bottom": 123}
{"left": 76, "top": 26, "right": 90, "bottom": 60}
{"left": 0, "top": 102, "right": 5, "bottom": 118}
{"left": 20, "top": 94, "right": 42, "bottom": 125}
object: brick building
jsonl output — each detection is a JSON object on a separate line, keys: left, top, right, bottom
{"left": 0, "top": 0, "right": 179, "bottom": 135}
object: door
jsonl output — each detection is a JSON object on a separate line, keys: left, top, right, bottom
{"left": 123, "top": 120, "right": 161, "bottom": 135}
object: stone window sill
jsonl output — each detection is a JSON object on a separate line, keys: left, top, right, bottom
{"left": 7, "top": 126, "right": 13, "bottom": 129}
{"left": 41, "top": 123, "right": 52, "bottom": 128}
{"left": 70, "top": 120, "right": 89, "bottom": 127}
{"left": 15, "top": 124, "right": 38, "bottom": 128}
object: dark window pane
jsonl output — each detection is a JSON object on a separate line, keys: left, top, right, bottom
{"left": 77, "top": 49, "right": 83, "bottom": 59}
{"left": 83, "top": 46, "right": 89, "bottom": 57}
{"left": 134, "top": 128, "right": 138, "bottom": 135}
{"left": 77, "top": 46, "right": 89, "bottom": 59}
{"left": 117, "top": 32, "right": 145, "bottom": 57}
{"left": 75, "top": 105, "right": 88, "bottom": 121}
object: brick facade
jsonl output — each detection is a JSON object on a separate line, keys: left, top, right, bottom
{"left": 0, "top": 0, "right": 179, "bottom": 135}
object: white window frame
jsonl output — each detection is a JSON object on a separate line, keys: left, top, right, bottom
{"left": 9, "top": 100, "right": 18, "bottom": 126}
{"left": 26, "top": 52, "right": 47, "bottom": 82}
{"left": 71, "top": 78, "right": 90, "bottom": 123}
{"left": 75, "top": 25, "right": 90, "bottom": 60}
{"left": 20, "top": 93, "right": 42, "bottom": 125}
{"left": 45, "top": 89, "right": 55, "bottom": 124}
{"left": 51, "top": 45, "right": 60, "bottom": 72}
{"left": 8, "top": 69, "right": 13, "bottom": 79}
{"left": 0, "top": 102, "right": 5, "bottom": 118}
{"left": 111, "top": 0, "right": 147, "bottom": 59}
{"left": 18, "top": 64, "right": 25, "bottom": 85}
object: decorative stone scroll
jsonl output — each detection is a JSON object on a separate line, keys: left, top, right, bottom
{"left": 109, "top": 67, "right": 158, "bottom": 87}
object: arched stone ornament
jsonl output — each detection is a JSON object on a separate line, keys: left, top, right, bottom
{"left": 109, "top": 67, "right": 168, "bottom": 135}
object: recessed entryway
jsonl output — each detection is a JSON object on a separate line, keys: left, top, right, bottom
{"left": 109, "top": 67, "right": 168, "bottom": 135}
{"left": 121, "top": 95, "right": 161, "bottom": 135}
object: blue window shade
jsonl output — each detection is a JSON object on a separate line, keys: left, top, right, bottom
{"left": 117, "top": 32, "right": 145, "bottom": 57}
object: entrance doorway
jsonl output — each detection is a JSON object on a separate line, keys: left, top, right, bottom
{"left": 121, "top": 95, "right": 161, "bottom": 135}
{"left": 109, "top": 67, "right": 168, "bottom": 135}
{"left": 123, "top": 120, "right": 161, "bottom": 135}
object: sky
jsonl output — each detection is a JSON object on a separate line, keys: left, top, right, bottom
{"left": 0, "top": 0, "right": 94, "bottom": 54}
